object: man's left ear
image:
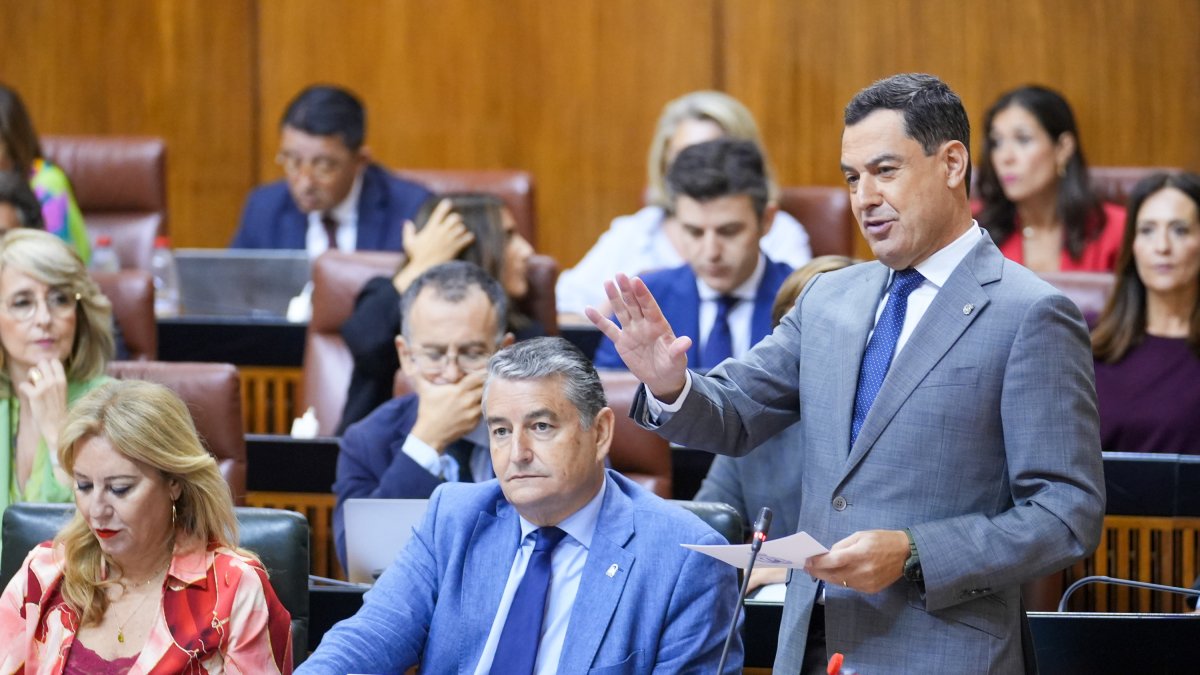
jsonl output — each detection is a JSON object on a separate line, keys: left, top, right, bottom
{"left": 942, "top": 140, "right": 970, "bottom": 189}
{"left": 759, "top": 203, "right": 778, "bottom": 238}
{"left": 500, "top": 332, "right": 516, "bottom": 349}
{"left": 356, "top": 144, "right": 372, "bottom": 167}
{"left": 591, "top": 407, "right": 615, "bottom": 463}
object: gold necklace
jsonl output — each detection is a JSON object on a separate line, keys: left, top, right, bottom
{"left": 115, "top": 564, "right": 169, "bottom": 644}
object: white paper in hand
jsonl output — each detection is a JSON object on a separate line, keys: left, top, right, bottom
{"left": 683, "top": 531, "right": 829, "bottom": 569}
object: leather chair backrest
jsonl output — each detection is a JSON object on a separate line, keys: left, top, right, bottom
{"left": 393, "top": 168, "right": 537, "bottom": 243}
{"left": 106, "top": 361, "right": 246, "bottom": 504}
{"left": 0, "top": 503, "right": 309, "bottom": 667}
{"left": 671, "top": 500, "right": 744, "bottom": 545}
{"left": 777, "top": 186, "right": 856, "bottom": 257}
{"left": 1089, "top": 166, "right": 1183, "bottom": 206}
{"left": 92, "top": 270, "right": 157, "bottom": 360}
{"left": 599, "top": 370, "right": 672, "bottom": 498}
{"left": 41, "top": 135, "right": 167, "bottom": 271}
{"left": 1038, "top": 271, "right": 1116, "bottom": 325}
{"left": 304, "top": 251, "right": 560, "bottom": 436}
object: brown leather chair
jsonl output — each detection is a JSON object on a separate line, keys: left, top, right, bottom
{"left": 40, "top": 135, "right": 167, "bottom": 270}
{"left": 107, "top": 361, "right": 246, "bottom": 504}
{"left": 91, "top": 270, "right": 156, "bottom": 360}
{"left": 393, "top": 168, "right": 537, "bottom": 243}
{"left": 303, "top": 250, "right": 560, "bottom": 436}
{"left": 778, "top": 186, "right": 856, "bottom": 257}
{"left": 598, "top": 370, "right": 671, "bottom": 498}
{"left": 1089, "top": 166, "right": 1183, "bottom": 206}
{"left": 1038, "top": 271, "right": 1116, "bottom": 324}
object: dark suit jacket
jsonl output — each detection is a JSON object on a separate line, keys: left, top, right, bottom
{"left": 331, "top": 394, "right": 486, "bottom": 565}
{"left": 230, "top": 163, "right": 430, "bottom": 250}
{"left": 299, "top": 471, "right": 741, "bottom": 674}
{"left": 593, "top": 257, "right": 793, "bottom": 369}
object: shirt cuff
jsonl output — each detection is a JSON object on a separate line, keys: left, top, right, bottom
{"left": 644, "top": 371, "right": 693, "bottom": 423}
{"left": 401, "top": 435, "right": 446, "bottom": 477}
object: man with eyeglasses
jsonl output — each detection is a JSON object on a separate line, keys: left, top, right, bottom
{"left": 230, "top": 85, "right": 430, "bottom": 255}
{"left": 331, "top": 261, "right": 513, "bottom": 566}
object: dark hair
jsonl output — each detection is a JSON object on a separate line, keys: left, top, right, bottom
{"left": 412, "top": 193, "right": 508, "bottom": 281}
{"left": 844, "top": 73, "right": 972, "bottom": 190}
{"left": 0, "top": 170, "right": 44, "bottom": 228}
{"left": 665, "top": 138, "right": 770, "bottom": 219}
{"left": 976, "top": 85, "right": 1105, "bottom": 260}
{"left": 0, "top": 84, "right": 44, "bottom": 176}
{"left": 399, "top": 260, "right": 509, "bottom": 343}
{"left": 1093, "top": 172, "right": 1200, "bottom": 362}
{"left": 484, "top": 337, "right": 607, "bottom": 430}
{"left": 280, "top": 85, "right": 366, "bottom": 151}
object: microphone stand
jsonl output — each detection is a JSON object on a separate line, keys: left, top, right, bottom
{"left": 716, "top": 507, "right": 772, "bottom": 674}
{"left": 1057, "top": 575, "right": 1200, "bottom": 612}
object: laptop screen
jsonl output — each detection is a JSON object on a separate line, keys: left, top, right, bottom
{"left": 174, "top": 249, "right": 311, "bottom": 318}
{"left": 344, "top": 498, "right": 430, "bottom": 584}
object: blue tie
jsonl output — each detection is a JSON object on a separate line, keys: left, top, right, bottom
{"left": 850, "top": 269, "right": 925, "bottom": 446}
{"left": 701, "top": 296, "right": 738, "bottom": 370}
{"left": 490, "top": 527, "right": 568, "bottom": 675}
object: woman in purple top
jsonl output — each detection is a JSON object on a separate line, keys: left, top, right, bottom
{"left": 1092, "top": 172, "right": 1200, "bottom": 453}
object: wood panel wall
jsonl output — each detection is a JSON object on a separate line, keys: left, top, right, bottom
{"left": 2, "top": 0, "right": 1197, "bottom": 263}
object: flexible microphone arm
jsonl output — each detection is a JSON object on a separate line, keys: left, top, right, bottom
{"left": 716, "top": 507, "right": 773, "bottom": 674}
{"left": 1057, "top": 575, "right": 1200, "bottom": 612}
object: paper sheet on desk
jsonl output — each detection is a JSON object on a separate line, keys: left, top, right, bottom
{"left": 683, "top": 531, "right": 828, "bottom": 568}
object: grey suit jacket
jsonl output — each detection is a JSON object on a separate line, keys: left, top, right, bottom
{"left": 633, "top": 232, "right": 1105, "bottom": 673}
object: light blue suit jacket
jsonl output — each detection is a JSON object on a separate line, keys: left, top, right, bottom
{"left": 633, "top": 232, "right": 1105, "bottom": 673}
{"left": 299, "top": 470, "right": 742, "bottom": 674}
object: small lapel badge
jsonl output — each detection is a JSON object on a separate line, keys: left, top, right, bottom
{"left": 606, "top": 563, "right": 619, "bottom": 578}
{"left": 963, "top": 303, "right": 974, "bottom": 315}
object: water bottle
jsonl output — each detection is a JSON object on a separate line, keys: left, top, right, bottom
{"left": 89, "top": 235, "right": 120, "bottom": 274}
{"left": 150, "top": 236, "right": 181, "bottom": 317}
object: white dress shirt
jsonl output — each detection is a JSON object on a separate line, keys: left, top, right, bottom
{"left": 696, "top": 253, "right": 767, "bottom": 360}
{"left": 401, "top": 419, "right": 495, "bottom": 483}
{"left": 305, "top": 170, "right": 364, "bottom": 257}
{"left": 473, "top": 479, "right": 607, "bottom": 675}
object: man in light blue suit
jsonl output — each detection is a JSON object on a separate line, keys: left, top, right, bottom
{"left": 300, "top": 337, "right": 741, "bottom": 674}
{"left": 593, "top": 139, "right": 793, "bottom": 371}
{"left": 590, "top": 74, "right": 1105, "bottom": 673}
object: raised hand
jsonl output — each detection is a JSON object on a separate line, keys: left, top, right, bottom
{"left": 585, "top": 273, "right": 691, "bottom": 402}
{"left": 394, "top": 199, "right": 476, "bottom": 292}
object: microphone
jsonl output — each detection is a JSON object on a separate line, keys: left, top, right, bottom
{"left": 1057, "top": 575, "right": 1200, "bottom": 612}
{"left": 716, "top": 507, "right": 773, "bottom": 674}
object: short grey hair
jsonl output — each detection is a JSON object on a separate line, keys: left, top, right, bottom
{"left": 485, "top": 337, "right": 607, "bottom": 429}
{"left": 399, "top": 261, "right": 508, "bottom": 342}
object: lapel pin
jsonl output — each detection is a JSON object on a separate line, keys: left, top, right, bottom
{"left": 963, "top": 303, "right": 974, "bottom": 315}
{"left": 606, "top": 564, "right": 618, "bottom": 578}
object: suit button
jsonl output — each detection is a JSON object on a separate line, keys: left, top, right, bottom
{"left": 832, "top": 496, "right": 848, "bottom": 511}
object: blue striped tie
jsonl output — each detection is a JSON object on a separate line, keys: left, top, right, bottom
{"left": 850, "top": 269, "right": 924, "bottom": 446}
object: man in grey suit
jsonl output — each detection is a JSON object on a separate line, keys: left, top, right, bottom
{"left": 588, "top": 73, "right": 1105, "bottom": 673}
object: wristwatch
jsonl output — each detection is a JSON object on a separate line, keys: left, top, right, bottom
{"left": 903, "top": 528, "right": 923, "bottom": 585}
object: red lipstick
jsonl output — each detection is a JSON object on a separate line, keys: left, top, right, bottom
{"left": 95, "top": 529, "right": 119, "bottom": 539}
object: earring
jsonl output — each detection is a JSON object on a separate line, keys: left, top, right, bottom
{"left": 171, "top": 501, "right": 177, "bottom": 528}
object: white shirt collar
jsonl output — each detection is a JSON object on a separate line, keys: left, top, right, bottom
{"left": 517, "top": 475, "right": 607, "bottom": 550}
{"left": 328, "top": 168, "right": 365, "bottom": 222}
{"left": 907, "top": 221, "right": 982, "bottom": 288}
{"left": 696, "top": 252, "right": 767, "bottom": 301}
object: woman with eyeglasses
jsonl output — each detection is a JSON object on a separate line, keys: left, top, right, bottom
{"left": 0, "top": 229, "right": 113, "bottom": 554}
